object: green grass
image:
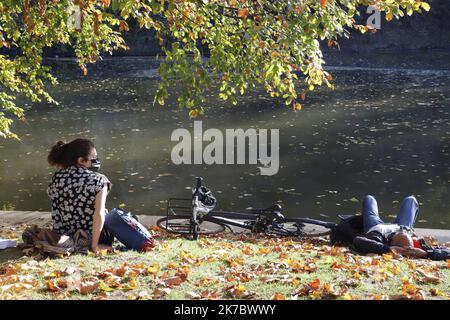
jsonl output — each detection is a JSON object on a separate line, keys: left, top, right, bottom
{"left": 1, "top": 228, "right": 449, "bottom": 300}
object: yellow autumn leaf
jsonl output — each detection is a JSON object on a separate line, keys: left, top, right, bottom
{"left": 341, "top": 292, "right": 353, "bottom": 300}
{"left": 99, "top": 281, "right": 114, "bottom": 292}
{"left": 123, "top": 279, "right": 139, "bottom": 291}
{"left": 166, "top": 262, "right": 178, "bottom": 269}
{"left": 147, "top": 264, "right": 159, "bottom": 275}
{"left": 386, "top": 11, "right": 393, "bottom": 21}
{"left": 189, "top": 109, "right": 199, "bottom": 119}
{"left": 421, "top": 2, "right": 431, "bottom": 11}
{"left": 235, "top": 285, "right": 247, "bottom": 296}
{"left": 429, "top": 288, "right": 442, "bottom": 296}
{"left": 382, "top": 253, "right": 393, "bottom": 261}
{"left": 292, "top": 278, "right": 301, "bottom": 287}
{"left": 45, "top": 259, "right": 55, "bottom": 267}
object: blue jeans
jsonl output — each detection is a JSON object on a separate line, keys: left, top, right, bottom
{"left": 362, "top": 195, "right": 419, "bottom": 233}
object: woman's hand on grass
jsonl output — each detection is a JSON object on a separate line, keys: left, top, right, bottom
{"left": 90, "top": 243, "right": 112, "bottom": 255}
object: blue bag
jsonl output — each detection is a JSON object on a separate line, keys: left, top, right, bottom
{"left": 104, "top": 208, "right": 154, "bottom": 251}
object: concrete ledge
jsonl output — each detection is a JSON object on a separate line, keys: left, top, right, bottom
{"left": 1, "top": 210, "right": 449, "bottom": 243}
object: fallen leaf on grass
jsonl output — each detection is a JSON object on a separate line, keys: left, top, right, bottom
{"left": 372, "top": 294, "right": 389, "bottom": 300}
{"left": 122, "top": 279, "right": 139, "bottom": 291}
{"left": 45, "top": 278, "right": 67, "bottom": 292}
{"left": 128, "top": 290, "right": 151, "bottom": 300}
{"left": 241, "top": 246, "right": 253, "bottom": 255}
{"left": 62, "top": 267, "right": 78, "bottom": 276}
{"left": 187, "top": 291, "right": 202, "bottom": 299}
{"left": 186, "top": 289, "right": 222, "bottom": 300}
{"left": 196, "top": 277, "right": 217, "bottom": 287}
{"left": 257, "top": 247, "right": 271, "bottom": 255}
{"left": 339, "top": 292, "right": 354, "bottom": 300}
{"left": 0, "top": 283, "right": 34, "bottom": 293}
{"left": 330, "top": 262, "right": 348, "bottom": 270}
{"left": 103, "top": 275, "right": 122, "bottom": 288}
{"left": 382, "top": 253, "right": 394, "bottom": 261}
{"left": 416, "top": 268, "right": 442, "bottom": 284}
{"left": 225, "top": 284, "right": 256, "bottom": 299}
{"left": 339, "top": 279, "right": 360, "bottom": 288}
{"left": 54, "top": 291, "right": 72, "bottom": 299}
{"left": 430, "top": 288, "right": 443, "bottom": 296}
{"left": 153, "top": 287, "right": 171, "bottom": 298}
{"left": 289, "top": 260, "right": 317, "bottom": 273}
{"left": 166, "top": 262, "right": 178, "bottom": 270}
{"left": 72, "top": 278, "right": 99, "bottom": 295}
{"left": 179, "top": 251, "right": 199, "bottom": 264}
{"left": 99, "top": 281, "right": 114, "bottom": 292}
{"left": 322, "top": 283, "right": 341, "bottom": 298}
{"left": 147, "top": 264, "right": 160, "bottom": 276}
{"left": 162, "top": 275, "right": 186, "bottom": 287}
{"left": 226, "top": 257, "right": 244, "bottom": 268}
{"left": 293, "top": 278, "right": 320, "bottom": 297}
{"left": 200, "top": 290, "right": 222, "bottom": 300}
{"left": 271, "top": 293, "right": 285, "bottom": 300}
{"left": 400, "top": 279, "right": 425, "bottom": 300}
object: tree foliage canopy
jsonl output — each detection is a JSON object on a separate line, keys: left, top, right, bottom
{"left": 0, "top": 0, "right": 430, "bottom": 138}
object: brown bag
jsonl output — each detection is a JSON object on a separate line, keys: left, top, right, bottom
{"left": 22, "top": 225, "right": 91, "bottom": 256}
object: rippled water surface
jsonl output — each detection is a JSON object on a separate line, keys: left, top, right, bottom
{"left": 0, "top": 67, "right": 449, "bottom": 228}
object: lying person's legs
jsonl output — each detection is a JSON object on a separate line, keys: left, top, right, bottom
{"left": 395, "top": 196, "right": 419, "bottom": 228}
{"left": 362, "top": 195, "right": 384, "bottom": 233}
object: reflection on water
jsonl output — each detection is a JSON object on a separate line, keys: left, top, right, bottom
{"left": 0, "top": 68, "right": 449, "bottom": 228}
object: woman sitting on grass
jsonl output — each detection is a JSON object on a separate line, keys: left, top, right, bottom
{"left": 47, "top": 138, "right": 113, "bottom": 254}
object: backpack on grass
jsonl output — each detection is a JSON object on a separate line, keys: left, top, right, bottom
{"left": 330, "top": 214, "right": 364, "bottom": 246}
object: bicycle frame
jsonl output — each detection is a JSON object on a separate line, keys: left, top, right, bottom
{"left": 164, "top": 177, "right": 337, "bottom": 237}
{"left": 166, "top": 197, "right": 259, "bottom": 230}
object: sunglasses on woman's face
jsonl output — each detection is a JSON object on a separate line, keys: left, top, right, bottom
{"left": 89, "top": 157, "right": 101, "bottom": 171}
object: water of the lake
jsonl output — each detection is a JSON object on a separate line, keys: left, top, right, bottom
{"left": 0, "top": 64, "right": 449, "bottom": 228}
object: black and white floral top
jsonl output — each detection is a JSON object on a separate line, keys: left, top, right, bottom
{"left": 47, "top": 165, "right": 111, "bottom": 236}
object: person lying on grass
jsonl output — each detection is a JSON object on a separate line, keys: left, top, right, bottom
{"left": 353, "top": 195, "right": 449, "bottom": 260}
{"left": 47, "top": 138, "right": 113, "bottom": 254}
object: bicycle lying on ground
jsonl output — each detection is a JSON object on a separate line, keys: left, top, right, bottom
{"left": 157, "top": 177, "right": 337, "bottom": 240}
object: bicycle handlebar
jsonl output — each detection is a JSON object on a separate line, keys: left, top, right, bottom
{"left": 195, "top": 177, "right": 203, "bottom": 189}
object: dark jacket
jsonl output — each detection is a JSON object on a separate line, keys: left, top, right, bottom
{"left": 353, "top": 234, "right": 391, "bottom": 254}
{"left": 353, "top": 223, "right": 405, "bottom": 254}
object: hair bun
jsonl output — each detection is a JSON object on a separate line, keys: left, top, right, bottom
{"left": 56, "top": 141, "right": 66, "bottom": 148}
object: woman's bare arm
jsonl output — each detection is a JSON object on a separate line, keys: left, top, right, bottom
{"left": 91, "top": 185, "right": 108, "bottom": 253}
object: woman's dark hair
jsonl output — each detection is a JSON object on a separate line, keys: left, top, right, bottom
{"left": 48, "top": 138, "right": 95, "bottom": 168}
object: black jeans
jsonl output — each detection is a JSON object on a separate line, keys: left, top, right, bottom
{"left": 99, "top": 227, "right": 114, "bottom": 246}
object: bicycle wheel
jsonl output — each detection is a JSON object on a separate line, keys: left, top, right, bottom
{"left": 156, "top": 215, "right": 226, "bottom": 235}
{"left": 266, "top": 219, "right": 332, "bottom": 238}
